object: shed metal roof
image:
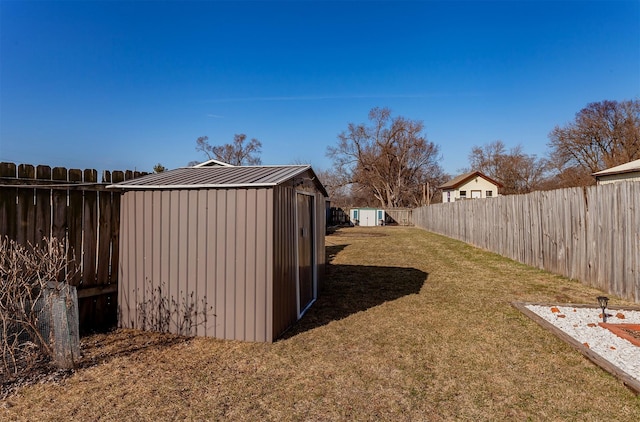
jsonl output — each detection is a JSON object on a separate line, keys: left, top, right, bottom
{"left": 108, "top": 165, "right": 329, "bottom": 196}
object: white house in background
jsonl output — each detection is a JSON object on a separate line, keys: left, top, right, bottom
{"left": 592, "top": 159, "right": 640, "bottom": 185}
{"left": 349, "top": 207, "right": 385, "bottom": 226}
{"left": 193, "top": 159, "right": 235, "bottom": 167}
{"left": 439, "top": 171, "right": 502, "bottom": 203}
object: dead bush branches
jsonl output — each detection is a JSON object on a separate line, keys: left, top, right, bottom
{"left": 0, "top": 237, "right": 78, "bottom": 379}
{"left": 136, "top": 280, "right": 213, "bottom": 336}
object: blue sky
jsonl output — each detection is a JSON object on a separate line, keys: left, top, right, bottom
{"left": 1, "top": 0, "right": 638, "bottom": 176}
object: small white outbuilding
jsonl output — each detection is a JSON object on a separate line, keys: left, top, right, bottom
{"left": 350, "top": 207, "right": 385, "bottom": 226}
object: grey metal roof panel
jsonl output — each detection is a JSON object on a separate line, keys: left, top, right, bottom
{"left": 108, "top": 165, "right": 314, "bottom": 189}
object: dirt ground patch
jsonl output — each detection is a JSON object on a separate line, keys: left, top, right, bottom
{"left": 2, "top": 226, "right": 640, "bottom": 421}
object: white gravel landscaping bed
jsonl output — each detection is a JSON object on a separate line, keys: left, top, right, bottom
{"left": 518, "top": 303, "right": 640, "bottom": 394}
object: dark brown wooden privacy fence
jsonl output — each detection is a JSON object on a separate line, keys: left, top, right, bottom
{"left": 0, "top": 162, "right": 146, "bottom": 332}
{"left": 413, "top": 182, "right": 640, "bottom": 303}
{"left": 328, "top": 207, "right": 350, "bottom": 226}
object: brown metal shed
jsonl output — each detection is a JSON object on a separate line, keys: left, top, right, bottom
{"left": 109, "top": 165, "right": 328, "bottom": 342}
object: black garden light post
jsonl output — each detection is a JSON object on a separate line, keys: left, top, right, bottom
{"left": 597, "top": 296, "right": 609, "bottom": 323}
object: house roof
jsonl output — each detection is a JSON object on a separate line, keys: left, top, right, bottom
{"left": 192, "top": 159, "right": 235, "bottom": 168}
{"left": 438, "top": 171, "right": 503, "bottom": 190}
{"left": 108, "top": 165, "right": 329, "bottom": 196}
{"left": 592, "top": 159, "right": 640, "bottom": 177}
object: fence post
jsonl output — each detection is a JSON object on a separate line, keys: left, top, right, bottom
{"left": 47, "top": 286, "right": 80, "bottom": 370}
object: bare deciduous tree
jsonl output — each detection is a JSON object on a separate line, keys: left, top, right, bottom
{"left": 548, "top": 100, "right": 640, "bottom": 176}
{"left": 327, "top": 107, "right": 444, "bottom": 208}
{"left": 315, "top": 169, "right": 351, "bottom": 209}
{"left": 468, "top": 140, "right": 549, "bottom": 195}
{"left": 195, "top": 134, "right": 262, "bottom": 166}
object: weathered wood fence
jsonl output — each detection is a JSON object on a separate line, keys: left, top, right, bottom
{"left": 385, "top": 208, "right": 413, "bottom": 226}
{"left": 413, "top": 182, "right": 640, "bottom": 303}
{"left": 0, "top": 162, "right": 146, "bottom": 332}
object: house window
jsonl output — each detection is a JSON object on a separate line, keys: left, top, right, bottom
{"left": 377, "top": 210, "right": 383, "bottom": 220}
{"left": 460, "top": 190, "right": 467, "bottom": 199}
{"left": 353, "top": 210, "right": 358, "bottom": 220}
{"left": 486, "top": 190, "right": 493, "bottom": 198}
{"left": 447, "top": 191, "right": 451, "bottom": 202}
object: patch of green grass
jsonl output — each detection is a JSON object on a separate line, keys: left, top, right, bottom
{"left": 2, "top": 226, "right": 639, "bottom": 421}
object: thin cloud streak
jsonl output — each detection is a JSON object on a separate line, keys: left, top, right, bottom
{"left": 203, "top": 92, "right": 484, "bottom": 103}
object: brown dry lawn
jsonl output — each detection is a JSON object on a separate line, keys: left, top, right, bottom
{"left": 3, "top": 226, "right": 640, "bottom": 421}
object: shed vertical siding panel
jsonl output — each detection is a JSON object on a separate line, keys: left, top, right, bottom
{"left": 271, "top": 186, "right": 283, "bottom": 338}
{"left": 151, "top": 191, "right": 162, "bottom": 308}
{"left": 119, "top": 192, "right": 138, "bottom": 328}
{"left": 127, "top": 192, "right": 138, "bottom": 328}
{"left": 272, "top": 186, "right": 281, "bottom": 337}
{"left": 142, "top": 191, "right": 153, "bottom": 316}
{"left": 253, "top": 188, "right": 268, "bottom": 342}
{"left": 117, "top": 194, "right": 128, "bottom": 328}
{"left": 271, "top": 185, "right": 297, "bottom": 340}
{"left": 244, "top": 190, "right": 258, "bottom": 341}
{"left": 315, "top": 191, "right": 326, "bottom": 287}
{"left": 206, "top": 191, "right": 218, "bottom": 337}
{"left": 264, "top": 188, "right": 274, "bottom": 342}
{"left": 196, "top": 190, "right": 209, "bottom": 337}
{"left": 279, "top": 185, "right": 292, "bottom": 338}
{"left": 177, "top": 190, "right": 190, "bottom": 321}
{"left": 168, "top": 190, "right": 180, "bottom": 321}
{"left": 234, "top": 189, "right": 247, "bottom": 341}
{"left": 133, "top": 192, "right": 146, "bottom": 325}
{"left": 184, "top": 192, "right": 194, "bottom": 305}
{"left": 186, "top": 190, "right": 199, "bottom": 333}
{"left": 215, "top": 190, "right": 228, "bottom": 338}
{"left": 224, "top": 190, "right": 237, "bottom": 339}
{"left": 285, "top": 186, "right": 295, "bottom": 333}
{"left": 159, "top": 190, "right": 171, "bottom": 326}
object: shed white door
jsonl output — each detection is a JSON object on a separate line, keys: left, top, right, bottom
{"left": 359, "top": 209, "right": 378, "bottom": 226}
{"left": 297, "top": 193, "right": 315, "bottom": 315}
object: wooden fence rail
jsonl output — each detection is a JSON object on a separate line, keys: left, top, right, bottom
{"left": 412, "top": 182, "right": 640, "bottom": 303}
{"left": 0, "top": 162, "right": 146, "bottom": 332}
